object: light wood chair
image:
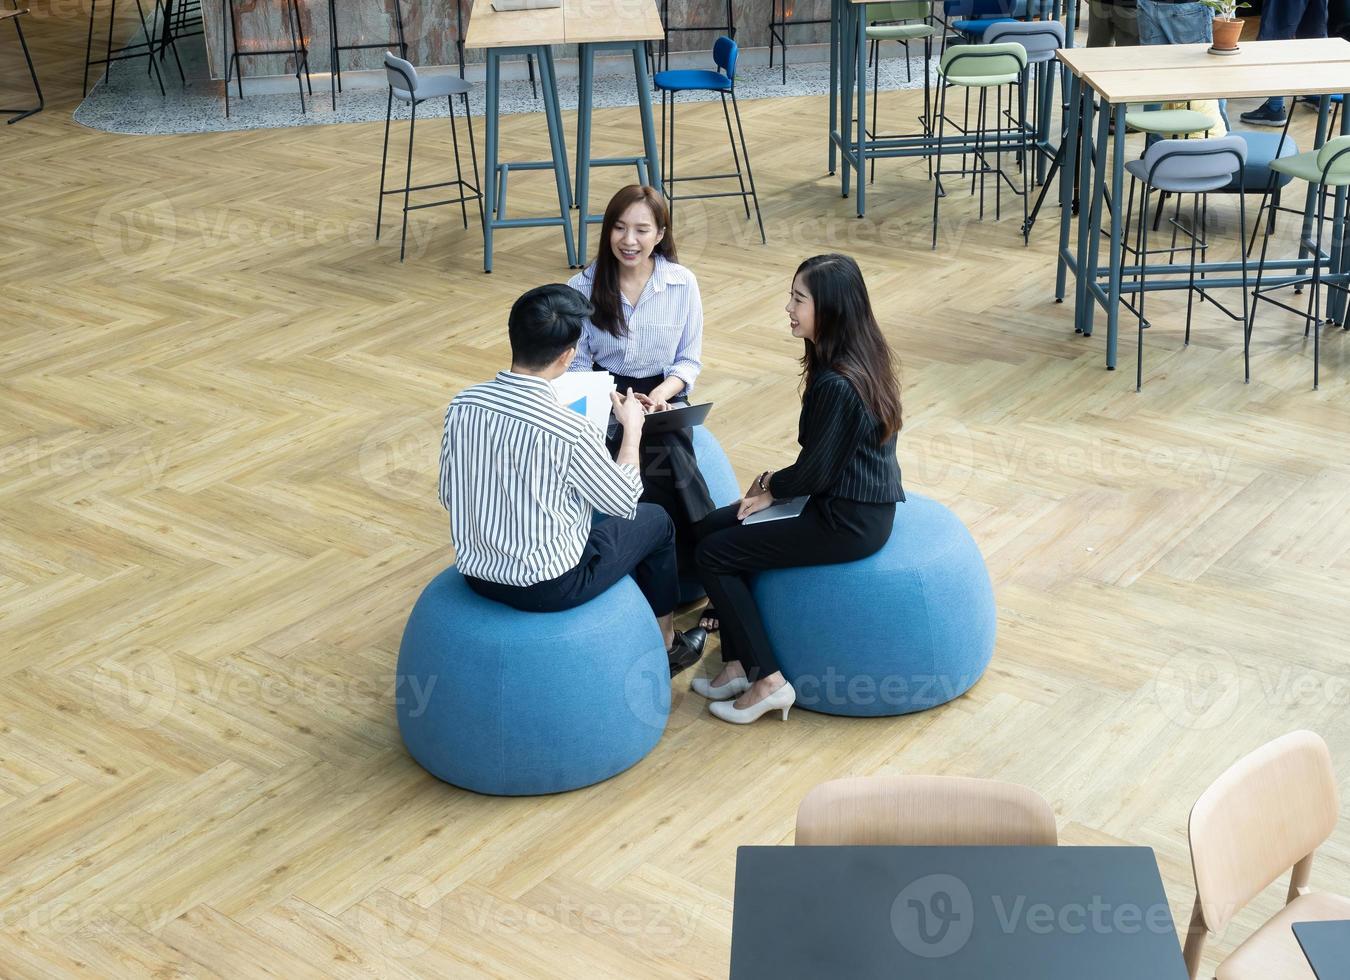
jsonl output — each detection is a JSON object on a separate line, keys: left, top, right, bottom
{"left": 1184, "top": 730, "right": 1350, "bottom": 979}
{"left": 794, "top": 774, "right": 1058, "bottom": 846}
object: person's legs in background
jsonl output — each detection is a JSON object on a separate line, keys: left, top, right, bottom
{"left": 1243, "top": 0, "right": 1326, "bottom": 124}
{"left": 1088, "top": 0, "right": 1142, "bottom": 45}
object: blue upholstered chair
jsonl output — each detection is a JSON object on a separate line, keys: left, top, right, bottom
{"left": 751, "top": 494, "right": 995, "bottom": 717}
{"left": 397, "top": 569, "right": 669, "bottom": 795}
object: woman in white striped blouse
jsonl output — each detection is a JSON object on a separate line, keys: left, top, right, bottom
{"left": 567, "top": 185, "right": 716, "bottom": 603}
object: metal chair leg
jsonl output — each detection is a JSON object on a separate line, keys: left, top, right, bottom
{"left": 376, "top": 88, "right": 392, "bottom": 238}
{"left": 730, "top": 90, "right": 765, "bottom": 244}
{"left": 400, "top": 99, "right": 416, "bottom": 262}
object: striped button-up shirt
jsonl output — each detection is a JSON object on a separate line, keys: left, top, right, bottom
{"left": 567, "top": 254, "right": 704, "bottom": 393}
{"left": 438, "top": 371, "right": 643, "bottom": 586}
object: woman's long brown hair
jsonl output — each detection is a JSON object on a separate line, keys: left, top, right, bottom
{"left": 794, "top": 254, "right": 903, "bottom": 440}
{"left": 589, "top": 185, "right": 677, "bottom": 338}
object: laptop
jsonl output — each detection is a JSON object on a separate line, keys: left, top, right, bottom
{"left": 606, "top": 401, "right": 712, "bottom": 438}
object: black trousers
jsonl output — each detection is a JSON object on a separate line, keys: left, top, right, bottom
{"left": 466, "top": 503, "right": 679, "bottom": 618}
{"left": 604, "top": 371, "right": 715, "bottom": 577}
{"left": 693, "top": 497, "right": 896, "bottom": 678}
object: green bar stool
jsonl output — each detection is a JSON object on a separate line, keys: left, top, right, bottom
{"left": 931, "top": 41, "right": 1028, "bottom": 249}
{"left": 866, "top": 0, "right": 939, "bottom": 183}
{"left": 1248, "top": 135, "right": 1350, "bottom": 390}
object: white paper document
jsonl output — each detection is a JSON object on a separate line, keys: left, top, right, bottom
{"left": 742, "top": 496, "right": 810, "bottom": 525}
{"left": 552, "top": 371, "right": 617, "bottom": 433}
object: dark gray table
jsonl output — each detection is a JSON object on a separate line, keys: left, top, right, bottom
{"left": 730, "top": 846, "right": 1189, "bottom": 980}
{"left": 1294, "top": 920, "right": 1350, "bottom": 980}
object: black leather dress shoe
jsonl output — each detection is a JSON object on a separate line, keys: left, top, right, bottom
{"left": 667, "top": 627, "right": 708, "bottom": 677}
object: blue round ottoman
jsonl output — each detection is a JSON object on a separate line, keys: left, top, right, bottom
{"left": 753, "top": 494, "right": 995, "bottom": 717}
{"left": 682, "top": 425, "right": 740, "bottom": 603}
{"left": 397, "top": 568, "right": 670, "bottom": 795}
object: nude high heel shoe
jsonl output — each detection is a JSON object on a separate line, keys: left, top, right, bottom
{"left": 708, "top": 681, "right": 796, "bottom": 724}
{"left": 690, "top": 675, "right": 751, "bottom": 701}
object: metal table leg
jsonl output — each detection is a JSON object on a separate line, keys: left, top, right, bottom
{"left": 1055, "top": 71, "right": 1081, "bottom": 303}
{"left": 537, "top": 47, "right": 579, "bottom": 267}
{"left": 483, "top": 49, "right": 500, "bottom": 272}
{"left": 829, "top": 0, "right": 839, "bottom": 175}
{"left": 854, "top": 0, "right": 866, "bottom": 217}
{"left": 1102, "top": 101, "right": 1127, "bottom": 370}
{"left": 1074, "top": 87, "right": 1096, "bottom": 333}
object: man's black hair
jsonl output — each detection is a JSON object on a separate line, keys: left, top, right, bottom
{"left": 508, "top": 284, "right": 593, "bottom": 370}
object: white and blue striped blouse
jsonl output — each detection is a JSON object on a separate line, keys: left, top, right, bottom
{"left": 566, "top": 254, "right": 704, "bottom": 393}
{"left": 438, "top": 372, "right": 643, "bottom": 586}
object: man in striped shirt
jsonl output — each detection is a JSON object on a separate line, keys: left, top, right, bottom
{"left": 438, "top": 285, "right": 706, "bottom": 675}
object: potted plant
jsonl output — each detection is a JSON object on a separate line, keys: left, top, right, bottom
{"left": 1200, "top": 0, "right": 1251, "bottom": 54}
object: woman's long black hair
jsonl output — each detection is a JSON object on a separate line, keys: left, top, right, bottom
{"left": 589, "top": 185, "right": 677, "bottom": 337}
{"left": 794, "top": 254, "right": 903, "bottom": 440}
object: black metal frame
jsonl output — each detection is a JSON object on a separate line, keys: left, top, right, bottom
{"left": 1249, "top": 144, "right": 1350, "bottom": 390}
{"left": 2, "top": 2, "right": 41, "bottom": 123}
{"left": 931, "top": 49, "right": 1032, "bottom": 250}
{"left": 83, "top": 0, "right": 180, "bottom": 98}
{"left": 865, "top": 10, "right": 938, "bottom": 185}
{"left": 223, "top": 0, "right": 313, "bottom": 118}
{"left": 767, "top": 0, "right": 828, "bottom": 85}
{"left": 329, "top": 0, "right": 406, "bottom": 107}
{"left": 1123, "top": 143, "right": 1250, "bottom": 390}
{"left": 657, "top": 0, "right": 734, "bottom": 73}
{"left": 658, "top": 58, "right": 765, "bottom": 245}
{"left": 377, "top": 60, "right": 485, "bottom": 262}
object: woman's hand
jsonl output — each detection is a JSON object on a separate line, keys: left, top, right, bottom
{"left": 634, "top": 392, "right": 671, "bottom": 414}
{"left": 744, "top": 470, "right": 773, "bottom": 499}
{"left": 737, "top": 494, "right": 774, "bottom": 521}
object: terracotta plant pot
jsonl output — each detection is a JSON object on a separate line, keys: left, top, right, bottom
{"left": 1212, "top": 17, "right": 1243, "bottom": 51}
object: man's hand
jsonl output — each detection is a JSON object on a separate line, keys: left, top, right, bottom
{"left": 611, "top": 388, "right": 646, "bottom": 432}
{"left": 737, "top": 494, "right": 774, "bottom": 521}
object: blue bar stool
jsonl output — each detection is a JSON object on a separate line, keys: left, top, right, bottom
{"left": 654, "top": 36, "right": 765, "bottom": 244}
{"left": 377, "top": 53, "right": 483, "bottom": 263}
{"left": 1123, "top": 136, "right": 1248, "bottom": 391}
{"left": 658, "top": 0, "right": 734, "bottom": 72}
{"left": 1248, "top": 135, "right": 1350, "bottom": 390}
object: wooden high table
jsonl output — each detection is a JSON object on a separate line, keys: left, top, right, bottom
{"left": 1054, "top": 38, "right": 1350, "bottom": 371}
{"left": 464, "top": 0, "right": 664, "bottom": 272}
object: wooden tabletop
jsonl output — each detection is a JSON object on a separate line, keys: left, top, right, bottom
{"left": 563, "top": 0, "right": 663, "bottom": 43}
{"left": 1087, "top": 60, "right": 1350, "bottom": 103}
{"left": 1059, "top": 37, "right": 1350, "bottom": 75}
{"left": 464, "top": 0, "right": 662, "bottom": 49}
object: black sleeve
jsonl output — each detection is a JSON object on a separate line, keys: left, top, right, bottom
{"left": 767, "top": 376, "right": 871, "bottom": 498}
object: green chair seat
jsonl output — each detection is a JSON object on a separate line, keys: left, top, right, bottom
{"left": 1270, "top": 148, "right": 1350, "bottom": 187}
{"left": 943, "top": 71, "right": 1022, "bottom": 87}
{"left": 1124, "top": 108, "right": 1214, "bottom": 136}
{"left": 867, "top": 23, "right": 939, "bottom": 39}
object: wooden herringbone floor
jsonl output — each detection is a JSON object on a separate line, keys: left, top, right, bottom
{"left": 4, "top": 5, "right": 1350, "bottom": 977}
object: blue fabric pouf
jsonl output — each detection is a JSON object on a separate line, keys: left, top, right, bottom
{"left": 396, "top": 567, "right": 670, "bottom": 795}
{"left": 681, "top": 426, "right": 740, "bottom": 604}
{"left": 753, "top": 494, "right": 995, "bottom": 717}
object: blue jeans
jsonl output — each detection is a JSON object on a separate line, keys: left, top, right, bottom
{"left": 1258, "top": 0, "right": 1330, "bottom": 109}
{"left": 1136, "top": 0, "right": 1229, "bottom": 128}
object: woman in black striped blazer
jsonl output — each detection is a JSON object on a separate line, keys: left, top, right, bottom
{"left": 691, "top": 254, "right": 905, "bottom": 725}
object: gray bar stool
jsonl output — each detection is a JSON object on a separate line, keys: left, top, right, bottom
{"left": 377, "top": 53, "right": 484, "bottom": 262}
{"left": 1123, "top": 135, "right": 1248, "bottom": 391}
